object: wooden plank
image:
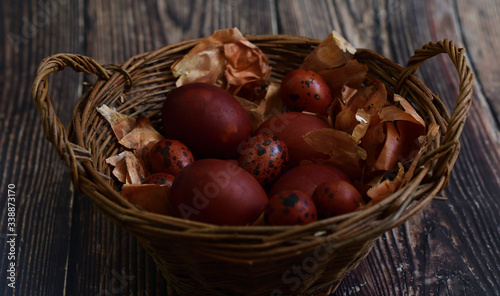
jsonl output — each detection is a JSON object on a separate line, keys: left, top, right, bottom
{"left": 339, "top": 0, "right": 500, "bottom": 294}
{"left": 1, "top": 0, "right": 499, "bottom": 295}
{"left": 67, "top": 1, "right": 275, "bottom": 295}
{"left": 453, "top": 0, "right": 500, "bottom": 126}
{"left": 59, "top": 1, "right": 176, "bottom": 293}
{"left": 275, "top": 1, "right": 500, "bottom": 295}
{"left": 0, "top": 0, "right": 85, "bottom": 295}
{"left": 84, "top": 0, "right": 276, "bottom": 64}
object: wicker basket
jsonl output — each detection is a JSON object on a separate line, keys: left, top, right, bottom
{"left": 32, "top": 35, "right": 473, "bottom": 295}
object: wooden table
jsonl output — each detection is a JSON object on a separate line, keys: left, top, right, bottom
{"left": 1, "top": 0, "right": 499, "bottom": 295}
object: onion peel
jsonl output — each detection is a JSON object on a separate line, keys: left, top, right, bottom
{"left": 300, "top": 30, "right": 356, "bottom": 72}
{"left": 121, "top": 184, "right": 171, "bottom": 215}
{"left": 224, "top": 38, "right": 271, "bottom": 95}
{"left": 351, "top": 109, "right": 371, "bottom": 143}
{"left": 118, "top": 117, "right": 164, "bottom": 157}
{"left": 99, "top": 105, "right": 164, "bottom": 185}
{"left": 373, "top": 122, "right": 403, "bottom": 171}
{"left": 171, "top": 27, "right": 270, "bottom": 96}
{"left": 234, "top": 82, "right": 283, "bottom": 132}
{"left": 367, "top": 162, "right": 405, "bottom": 204}
{"left": 302, "top": 128, "right": 367, "bottom": 179}
{"left": 96, "top": 105, "right": 136, "bottom": 140}
{"left": 318, "top": 60, "right": 369, "bottom": 98}
{"left": 106, "top": 151, "right": 148, "bottom": 185}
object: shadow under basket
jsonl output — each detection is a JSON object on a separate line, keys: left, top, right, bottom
{"left": 32, "top": 35, "right": 473, "bottom": 295}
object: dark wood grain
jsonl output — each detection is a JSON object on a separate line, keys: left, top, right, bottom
{"left": 0, "top": 0, "right": 85, "bottom": 295}
{"left": 1, "top": 0, "right": 499, "bottom": 295}
{"left": 275, "top": 2, "right": 498, "bottom": 294}
{"left": 67, "top": 1, "right": 277, "bottom": 295}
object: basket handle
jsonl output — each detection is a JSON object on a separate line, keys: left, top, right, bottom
{"left": 32, "top": 53, "right": 114, "bottom": 186}
{"left": 395, "top": 39, "right": 474, "bottom": 177}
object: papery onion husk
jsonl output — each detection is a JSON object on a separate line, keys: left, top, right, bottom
{"left": 300, "top": 30, "right": 356, "bottom": 72}
{"left": 224, "top": 38, "right": 271, "bottom": 95}
{"left": 394, "top": 94, "right": 426, "bottom": 127}
{"left": 97, "top": 104, "right": 136, "bottom": 140}
{"left": 372, "top": 121, "right": 403, "bottom": 171}
{"left": 318, "top": 60, "right": 369, "bottom": 98}
{"left": 302, "top": 128, "right": 367, "bottom": 179}
{"left": 121, "top": 184, "right": 171, "bottom": 215}
{"left": 329, "top": 85, "right": 358, "bottom": 127}
{"left": 235, "top": 82, "right": 283, "bottom": 132}
{"left": 365, "top": 97, "right": 429, "bottom": 204}
{"left": 98, "top": 105, "right": 164, "bottom": 185}
{"left": 366, "top": 162, "right": 405, "bottom": 204}
{"left": 106, "top": 151, "right": 148, "bottom": 184}
{"left": 377, "top": 96, "right": 426, "bottom": 165}
{"left": 333, "top": 80, "right": 388, "bottom": 133}
{"left": 359, "top": 115, "right": 386, "bottom": 171}
{"left": 334, "top": 102, "right": 358, "bottom": 134}
{"left": 118, "top": 117, "right": 164, "bottom": 160}
{"left": 354, "top": 79, "right": 389, "bottom": 112}
{"left": 367, "top": 138, "right": 430, "bottom": 204}
{"left": 171, "top": 27, "right": 271, "bottom": 96}
{"left": 351, "top": 109, "right": 371, "bottom": 143}
{"left": 105, "top": 152, "right": 128, "bottom": 183}
{"left": 171, "top": 28, "right": 241, "bottom": 87}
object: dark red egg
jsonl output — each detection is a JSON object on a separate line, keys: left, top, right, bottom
{"left": 265, "top": 190, "right": 317, "bottom": 226}
{"left": 255, "top": 112, "right": 330, "bottom": 167}
{"left": 121, "top": 184, "right": 171, "bottom": 215}
{"left": 148, "top": 139, "right": 194, "bottom": 175}
{"left": 142, "top": 173, "right": 175, "bottom": 186}
{"left": 238, "top": 135, "right": 289, "bottom": 186}
{"left": 161, "top": 83, "right": 252, "bottom": 159}
{"left": 169, "top": 159, "right": 268, "bottom": 226}
{"left": 268, "top": 163, "right": 350, "bottom": 198}
{"left": 313, "top": 180, "right": 361, "bottom": 218}
{"left": 281, "top": 69, "right": 333, "bottom": 115}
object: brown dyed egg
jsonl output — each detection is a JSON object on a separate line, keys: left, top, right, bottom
{"left": 280, "top": 69, "right": 333, "bottom": 115}
{"left": 169, "top": 159, "right": 268, "bottom": 226}
{"left": 162, "top": 83, "right": 252, "bottom": 159}
{"left": 255, "top": 112, "right": 330, "bottom": 167}
{"left": 142, "top": 173, "right": 175, "bottom": 186}
{"left": 268, "top": 163, "right": 350, "bottom": 198}
{"left": 121, "top": 184, "right": 171, "bottom": 215}
{"left": 148, "top": 139, "right": 194, "bottom": 175}
{"left": 238, "top": 135, "right": 289, "bottom": 186}
{"left": 313, "top": 180, "right": 361, "bottom": 218}
{"left": 265, "top": 190, "right": 317, "bottom": 226}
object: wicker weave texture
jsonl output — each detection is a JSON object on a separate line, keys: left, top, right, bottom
{"left": 32, "top": 35, "right": 473, "bottom": 295}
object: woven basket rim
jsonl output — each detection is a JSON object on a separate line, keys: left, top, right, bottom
{"left": 31, "top": 33, "right": 474, "bottom": 295}
{"left": 32, "top": 33, "right": 474, "bottom": 247}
